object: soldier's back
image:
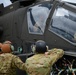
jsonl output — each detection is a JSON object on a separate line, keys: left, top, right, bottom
{"left": 0, "top": 53, "right": 16, "bottom": 75}
{"left": 25, "top": 54, "right": 53, "bottom": 75}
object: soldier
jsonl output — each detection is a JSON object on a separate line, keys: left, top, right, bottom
{"left": 0, "top": 41, "right": 26, "bottom": 75}
{"left": 25, "top": 40, "right": 64, "bottom": 75}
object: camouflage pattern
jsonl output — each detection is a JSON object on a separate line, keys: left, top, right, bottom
{"left": 25, "top": 48, "right": 64, "bottom": 75}
{"left": 0, "top": 53, "right": 26, "bottom": 75}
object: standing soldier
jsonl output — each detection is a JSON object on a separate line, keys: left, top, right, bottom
{"left": 0, "top": 41, "right": 26, "bottom": 75}
{"left": 25, "top": 40, "right": 64, "bottom": 75}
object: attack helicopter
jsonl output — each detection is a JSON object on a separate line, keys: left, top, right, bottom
{"left": 0, "top": 0, "right": 76, "bottom": 75}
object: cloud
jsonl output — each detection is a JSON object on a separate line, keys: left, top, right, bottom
{"left": 0, "top": 0, "right": 12, "bottom": 7}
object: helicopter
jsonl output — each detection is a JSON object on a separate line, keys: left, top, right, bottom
{"left": 0, "top": 0, "right": 76, "bottom": 75}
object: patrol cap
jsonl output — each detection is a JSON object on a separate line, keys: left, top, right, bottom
{"left": 35, "top": 40, "right": 47, "bottom": 53}
{"left": 3, "top": 41, "right": 12, "bottom": 44}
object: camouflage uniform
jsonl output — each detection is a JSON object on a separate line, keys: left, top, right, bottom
{"left": 0, "top": 53, "right": 26, "bottom": 75}
{"left": 25, "top": 48, "right": 64, "bottom": 75}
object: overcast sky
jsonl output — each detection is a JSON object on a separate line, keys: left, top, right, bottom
{"left": 62, "top": 0, "right": 76, "bottom": 3}
{"left": 0, "top": 0, "right": 76, "bottom": 7}
{"left": 0, "top": 0, "right": 12, "bottom": 7}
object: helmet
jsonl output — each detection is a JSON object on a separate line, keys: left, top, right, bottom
{"left": 1, "top": 44, "right": 14, "bottom": 53}
{"left": 35, "top": 40, "right": 47, "bottom": 53}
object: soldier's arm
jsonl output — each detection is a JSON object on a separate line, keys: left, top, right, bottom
{"left": 47, "top": 48, "right": 64, "bottom": 65}
{"left": 48, "top": 48, "right": 64, "bottom": 57}
{"left": 12, "top": 55, "right": 26, "bottom": 70}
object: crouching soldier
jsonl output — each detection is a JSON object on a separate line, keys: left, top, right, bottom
{"left": 25, "top": 40, "right": 64, "bottom": 75}
{"left": 0, "top": 41, "right": 26, "bottom": 75}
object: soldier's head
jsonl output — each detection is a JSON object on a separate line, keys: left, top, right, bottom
{"left": 1, "top": 44, "right": 14, "bottom": 53}
{"left": 32, "top": 40, "right": 48, "bottom": 53}
{"left": 0, "top": 41, "right": 14, "bottom": 53}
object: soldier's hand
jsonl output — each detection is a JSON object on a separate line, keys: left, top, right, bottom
{"left": 45, "top": 52, "right": 49, "bottom": 55}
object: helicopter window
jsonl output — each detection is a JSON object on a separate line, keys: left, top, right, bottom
{"left": 49, "top": 7, "right": 76, "bottom": 43}
{"left": 27, "top": 2, "right": 52, "bottom": 35}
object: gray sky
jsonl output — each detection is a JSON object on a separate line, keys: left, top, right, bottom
{"left": 61, "top": 0, "right": 76, "bottom": 3}
{"left": 0, "top": 0, "right": 12, "bottom": 7}
{"left": 0, "top": 0, "right": 76, "bottom": 7}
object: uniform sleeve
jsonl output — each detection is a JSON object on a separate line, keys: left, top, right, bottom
{"left": 12, "top": 55, "right": 26, "bottom": 71}
{"left": 48, "top": 48, "right": 64, "bottom": 65}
